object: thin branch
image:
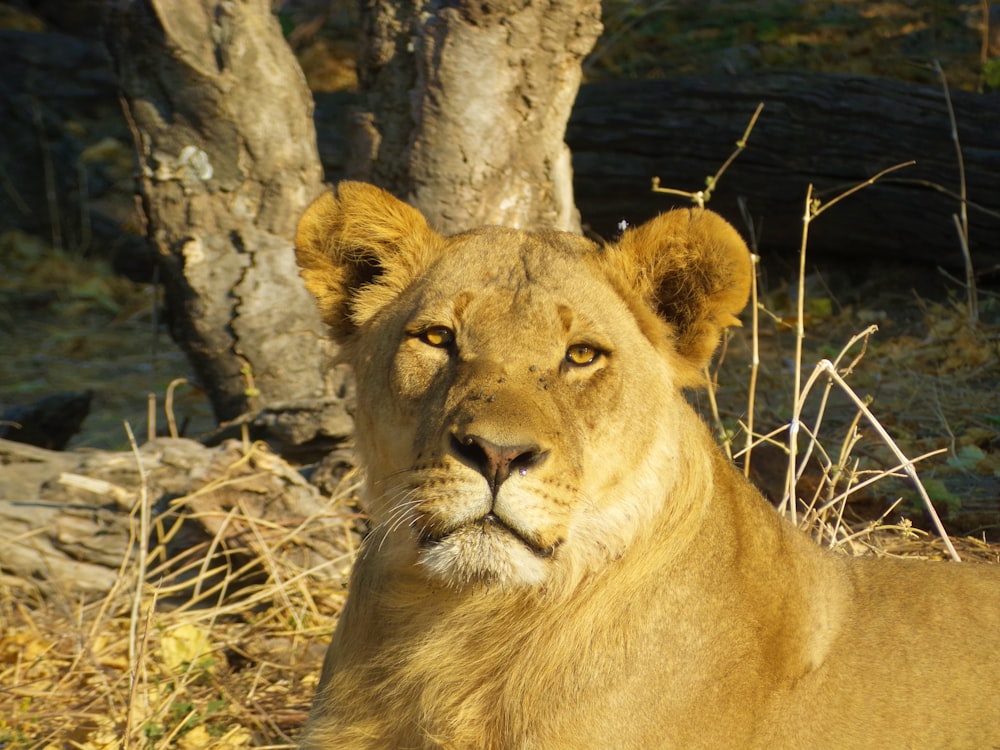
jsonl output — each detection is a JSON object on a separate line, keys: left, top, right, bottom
{"left": 736, "top": 196, "right": 761, "bottom": 477}
{"left": 124, "top": 420, "right": 153, "bottom": 748}
{"left": 879, "top": 178, "right": 1000, "bottom": 221}
{"left": 782, "top": 160, "right": 914, "bottom": 519}
{"left": 811, "top": 161, "right": 916, "bottom": 220}
{"left": 705, "top": 102, "right": 764, "bottom": 196}
{"left": 652, "top": 103, "right": 764, "bottom": 208}
{"left": 165, "top": 377, "right": 190, "bottom": 440}
{"left": 953, "top": 214, "right": 979, "bottom": 323}
{"left": 935, "top": 59, "right": 977, "bottom": 324}
{"left": 808, "top": 361, "right": 961, "bottom": 562}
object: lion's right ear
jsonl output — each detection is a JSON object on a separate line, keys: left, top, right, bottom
{"left": 295, "top": 181, "right": 443, "bottom": 342}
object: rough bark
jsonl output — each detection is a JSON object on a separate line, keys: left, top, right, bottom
{"left": 106, "top": 0, "right": 352, "bottom": 449}
{"left": 352, "top": 0, "right": 602, "bottom": 234}
{"left": 567, "top": 73, "right": 1000, "bottom": 270}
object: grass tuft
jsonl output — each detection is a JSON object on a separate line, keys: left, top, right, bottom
{"left": 0, "top": 439, "right": 360, "bottom": 748}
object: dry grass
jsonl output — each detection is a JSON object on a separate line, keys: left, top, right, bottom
{"left": 588, "top": 0, "right": 991, "bottom": 91}
{"left": 0, "top": 440, "right": 360, "bottom": 748}
{"left": 711, "top": 311, "right": 1000, "bottom": 561}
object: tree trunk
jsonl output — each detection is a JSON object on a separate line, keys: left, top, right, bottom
{"left": 567, "top": 73, "right": 1000, "bottom": 271}
{"left": 106, "top": 0, "right": 352, "bottom": 449}
{"left": 352, "top": 0, "right": 602, "bottom": 234}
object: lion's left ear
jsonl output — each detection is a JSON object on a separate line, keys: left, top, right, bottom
{"left": 605, "top": 208, "right": 752, "bottom": 373}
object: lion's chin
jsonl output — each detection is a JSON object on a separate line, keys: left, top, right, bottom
{"left": 417, "top": 523, "right": 550, "bottom": 590}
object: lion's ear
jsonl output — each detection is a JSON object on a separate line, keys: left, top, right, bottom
{"left": 295, "top": 181, "right": 443, "bottom": 341}
{"left": 608, "top": 208, "right": 752, "bottom": 373}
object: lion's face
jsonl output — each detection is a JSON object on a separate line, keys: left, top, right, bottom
{"left": 352, "top": 229, "right": 691, "bottom": 588}
{"left": 295, "top": 183, "right": 751, "bottom": 590}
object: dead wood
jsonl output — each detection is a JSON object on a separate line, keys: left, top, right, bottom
{"left": 566, "top": 72, "right": 1000, "bottom": 270}
{"left": 0, "top": 437, "right": 353, "bottom": 601}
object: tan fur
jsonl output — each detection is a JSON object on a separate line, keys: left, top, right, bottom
{"left": 295, "top": 182, "right": 1000, "bottom": 749}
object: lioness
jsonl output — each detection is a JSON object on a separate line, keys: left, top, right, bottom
{"left": 295, "top": 182, "right": 999, "bottom": 749}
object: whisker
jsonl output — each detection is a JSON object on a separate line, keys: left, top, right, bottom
{"left": 370, "top": 488, "right": 423, "bottom": 555}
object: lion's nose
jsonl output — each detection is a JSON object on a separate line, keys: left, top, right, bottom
{"left": 450, "top": 432, "right": 548, "bottom": 495}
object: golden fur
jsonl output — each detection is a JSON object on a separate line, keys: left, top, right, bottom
{"left": 295, "top": 181, "right": 1000, "bottom": 749}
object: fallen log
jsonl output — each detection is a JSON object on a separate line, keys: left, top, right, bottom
{"left": 566, "top": 72, "right": 1000, "bottom": 271}
{"left": 0, "top": 437, "right": 356, "bottom": 601}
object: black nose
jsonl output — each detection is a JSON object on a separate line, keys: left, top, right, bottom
{"left": 451, "top": 433, "right": 547, "bottom": 494}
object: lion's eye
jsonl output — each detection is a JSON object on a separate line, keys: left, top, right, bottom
{"left": 565, "top": 344, "right": 600, "bottom": 367}
{"left": 419, "top": 326, "right": 455, "bottom": 348}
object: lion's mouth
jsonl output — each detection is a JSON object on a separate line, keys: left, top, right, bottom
{"left": 418, "top": 512, "right": 560, "bottom": 559}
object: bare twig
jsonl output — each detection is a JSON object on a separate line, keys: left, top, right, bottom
{"left": 934, "top": 59, "right": 978, "bottom": 323}
{"left": 652, "top": 103, "right": 764, "bottom": 208}
{"left": 703, "top": 353, "right": 732, "bottom": 461}
{"left": 807, "top": 361, "right": 961, "bottom": 562}
{"left": 880, "top": 179, "right": 1000, "bottom": 222}
{"left": 792, "top": 325, "right": 878, "bottom": 495}
{"left": 811, "top": 161, "right": 916, "bottom": 220}
{"left": 124, "top": 421, "right": 153, "bottom": 748}
{"left": 952, "top": 214, "right": 979, "bottom": 323}
{"left": 146, "top": 392, "right": 156, "bottom": 443}
{"left": 165, "top": 377, "right": 190, "bottom": 439}
{"left": 782, "top": 162, "right": 914, "bottom": 522}
{"left": 816, "top": 449, "right": 947, "bottom": 520}
{"left": 736, "top": 196, "right": 762, "bottom": 477}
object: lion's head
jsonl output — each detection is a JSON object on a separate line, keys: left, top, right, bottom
{"left": 295, "top": 182, "right": 751, "bottom": 591}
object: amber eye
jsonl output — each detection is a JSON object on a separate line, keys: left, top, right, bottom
{"left": 419, "top": 326, "right": 455, "bottom": 348}
{"left": 565, "top": 343, "right": 599, "bottom": 366}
